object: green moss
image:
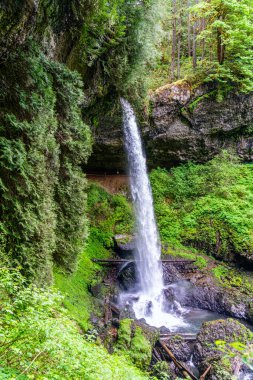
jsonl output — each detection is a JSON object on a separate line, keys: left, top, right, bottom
{"left": 188, "top": 90, "right": 216, "bottom": 113}
{"left": 164, "top": 246, "right": 208, "bottom": 269}
{"left": 116, "top": 319, "right": 134, "bottom": 350}
{"left": 130, "top": 326, "right": 152, "bottom": 369}
{"left": 116, "top": 320, "right": 152, "bottom": 370}
{"left": 212, "top": 264, "right": 253, "bottom": 295}
{"left": 150, "top": 152, "right": 253, "bottom": 265}
{"left": 54, "top": 232, "right": 111, "bottom": 331}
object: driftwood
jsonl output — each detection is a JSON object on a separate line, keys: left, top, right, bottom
{"left": 199, "top": 365, "right": 211, "bottom": 380}
{"left": 159, "top": 340, "right": 198, "bottom": 380}
{"left": 153, "top": 348, "right": 162, "bottom": 362}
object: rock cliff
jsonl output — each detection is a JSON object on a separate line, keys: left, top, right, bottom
{"left": 86, "top": 82, "right": 253, "bottom": 171}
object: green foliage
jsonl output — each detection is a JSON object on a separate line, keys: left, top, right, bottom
{"left": 116, "top": 318, "right": 133, "bottom": 350}
{"left": 130, "top": 327, "right": 152, "bottom": 369}
{"left": 164, "top": 246, "right": 207, "bottom": 269}
{"left": 87, "top": 183, "right": 134, "bottom": 247}
{"left": 54, "top": 235, "right": 110, "bottom": 331}
{"left": 0, "top": 42, "right": 91, "bottom": 283}
{"left": 194, "top": 0, "right": 253, "bottom": 92}
{"left": 54, "top": 183, "right": 133, "bottom": 330}
{"left": 0, "top": 268, "right": 150, "bottom": 380}
{"left": 76, "top": 0, "right": 167, "bottom": 95}
{"left": 212, "top": 264, "right": 253, "bottom": 294}
{"left": 116, "top": 320, "right": 152, "bottom": 370}
{"left": 152, "top": 361, "right": 171, "bottom": 380}
{"left": 150, "top": 152, "right": 253, "bottom": 263}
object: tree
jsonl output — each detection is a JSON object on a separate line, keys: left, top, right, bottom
{"left": 195, "top": 0, "right": 253, "bottom": 91}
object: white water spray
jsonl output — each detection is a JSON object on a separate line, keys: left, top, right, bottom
{"left": 121, "top": 98, "right": 163, "bottom": 297}
{"left": 121, "top": 98, "right": 187, "bottom": 329}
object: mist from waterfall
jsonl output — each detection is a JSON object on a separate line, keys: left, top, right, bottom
{"left": 120, "top": 98, "right": 186, "bottom": 328}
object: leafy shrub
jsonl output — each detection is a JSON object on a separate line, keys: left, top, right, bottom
{"left": 87, "top": 183, "right": 134, "bottom": 248}
{"left": 150, "top": 152, "right": 253, "bottom": 264}
{"left": 0, "top": 269, "right": 150, "bottom": 380}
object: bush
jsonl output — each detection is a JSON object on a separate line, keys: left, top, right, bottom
{"left": 0, "top": 269, "right": 150, "bottom": 380}
{"left": 150, "top": 152, "right": 253, "bottom": 264}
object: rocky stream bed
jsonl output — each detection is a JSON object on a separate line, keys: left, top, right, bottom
{"left": 89, "top": 235, "right": 253, "bottom": 380}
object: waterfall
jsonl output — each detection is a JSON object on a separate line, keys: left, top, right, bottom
{"left": 121, "top": 98, "right": 164, "bottom": 298}
{"left": 121, "top": 98, "right": 186, "bottom": 328}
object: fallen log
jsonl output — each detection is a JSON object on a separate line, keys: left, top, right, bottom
{"left": 109, "top": 302, "right": 120, "bottom": 315}
{"left": 92, "top": 258, "right": 196, "bottom": 265}
{"left": 199, "top": 365, "right": 211, "bottom": 380}
{"left": 153, "top": 348, "right": 162, "bottom": 362}
{"left": 159, "top": 340, "right": 198, "bottom": 380}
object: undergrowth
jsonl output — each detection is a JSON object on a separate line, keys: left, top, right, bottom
{"left": 150, "top": 151, "right": 253, "bottom": 265}
{"left": 54, "top": 182, "right": 133, "bottom": 330}
{"left": 0, "top": 268, "right": 150, "bottom": 380}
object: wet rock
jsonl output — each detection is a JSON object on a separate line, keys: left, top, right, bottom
{"left": 87, "top": 81, "right": 253, "bottom": 172}
{"left": 159, "top": 326, "right": 171, "bottom": 335}
{"left": 113, "top": 234, "right": 135, "bottom": 258}
{"left": 117, "top": 262, "right": 137, "bottom": 291}
{"left": 119, "top": 300, "right": 136, "bottom": 319}
{"left": 166, "top": 336, "right": 192, "bottom": 362}
{"left": 194, "top": 318, "right": 253, "bottom": 365}
{"left": 163, "top": 288, "right": 176, "bottom": 304}
{"left": 89, "top": 283, "right": 103, "bottom": 298}
{"left": 149, "top": 82, "right": 253, "bottom": 168}
{"left": 163, "top": 264, "right": 181, "bottom": 284}
{"left": 193, "top": 318, "right": 253, "bottom": 379}
{"left": 182, "top": 284, "right": 249, "bottom": 320}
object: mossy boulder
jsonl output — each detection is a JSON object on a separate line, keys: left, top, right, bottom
{"left": 115, "top": 319, "right": 157, "bottom": 369}
{"left": 193, "top": 319, "right": 253, "bottom": 379}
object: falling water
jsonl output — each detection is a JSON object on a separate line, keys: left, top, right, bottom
{"left": 121, "top": 98, "right": 186, "bottom": 328}
{"left": 121, "top": 98, "right": 163, "bottom": 297}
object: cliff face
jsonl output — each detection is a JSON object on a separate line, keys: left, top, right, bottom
{"left": 87, "top": 82, "right": 253, "bottom": 172}
{"left": 148, "top": 82, "right": 253, "bottom": 167}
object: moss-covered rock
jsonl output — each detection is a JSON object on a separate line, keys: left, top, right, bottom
{"left": 115, "top": 319, "right": 155, "bottom": 370}
{"left": 193, "top": 319, "right": 253, "bottom": 379}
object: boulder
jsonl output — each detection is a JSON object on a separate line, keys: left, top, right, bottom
{"left": 117, "top": 262, "right": 138, "bottom": 291}
{"left": 193, "top": 319, "right": 253, "bottom": 379}
{"left": 113, "top": 234, "right": 135, "bottom": 259}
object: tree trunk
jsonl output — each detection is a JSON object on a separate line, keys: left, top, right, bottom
{"left": 171, "top": 0, "right": 177, "bottom": 80}
{"left": 217, "top": 28, "right": 225, "bottom": 64}
{"left": 177, "top": 9, "right": 181, "bottom": 78}
{"left": 201, "top": 17, "right": 205, "bottom": 60}
{"left": 192, "top": 0, "right": 198, "bottom": 69}
{"left": 187, "top": 0, "right": 191, "bottom": 57}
